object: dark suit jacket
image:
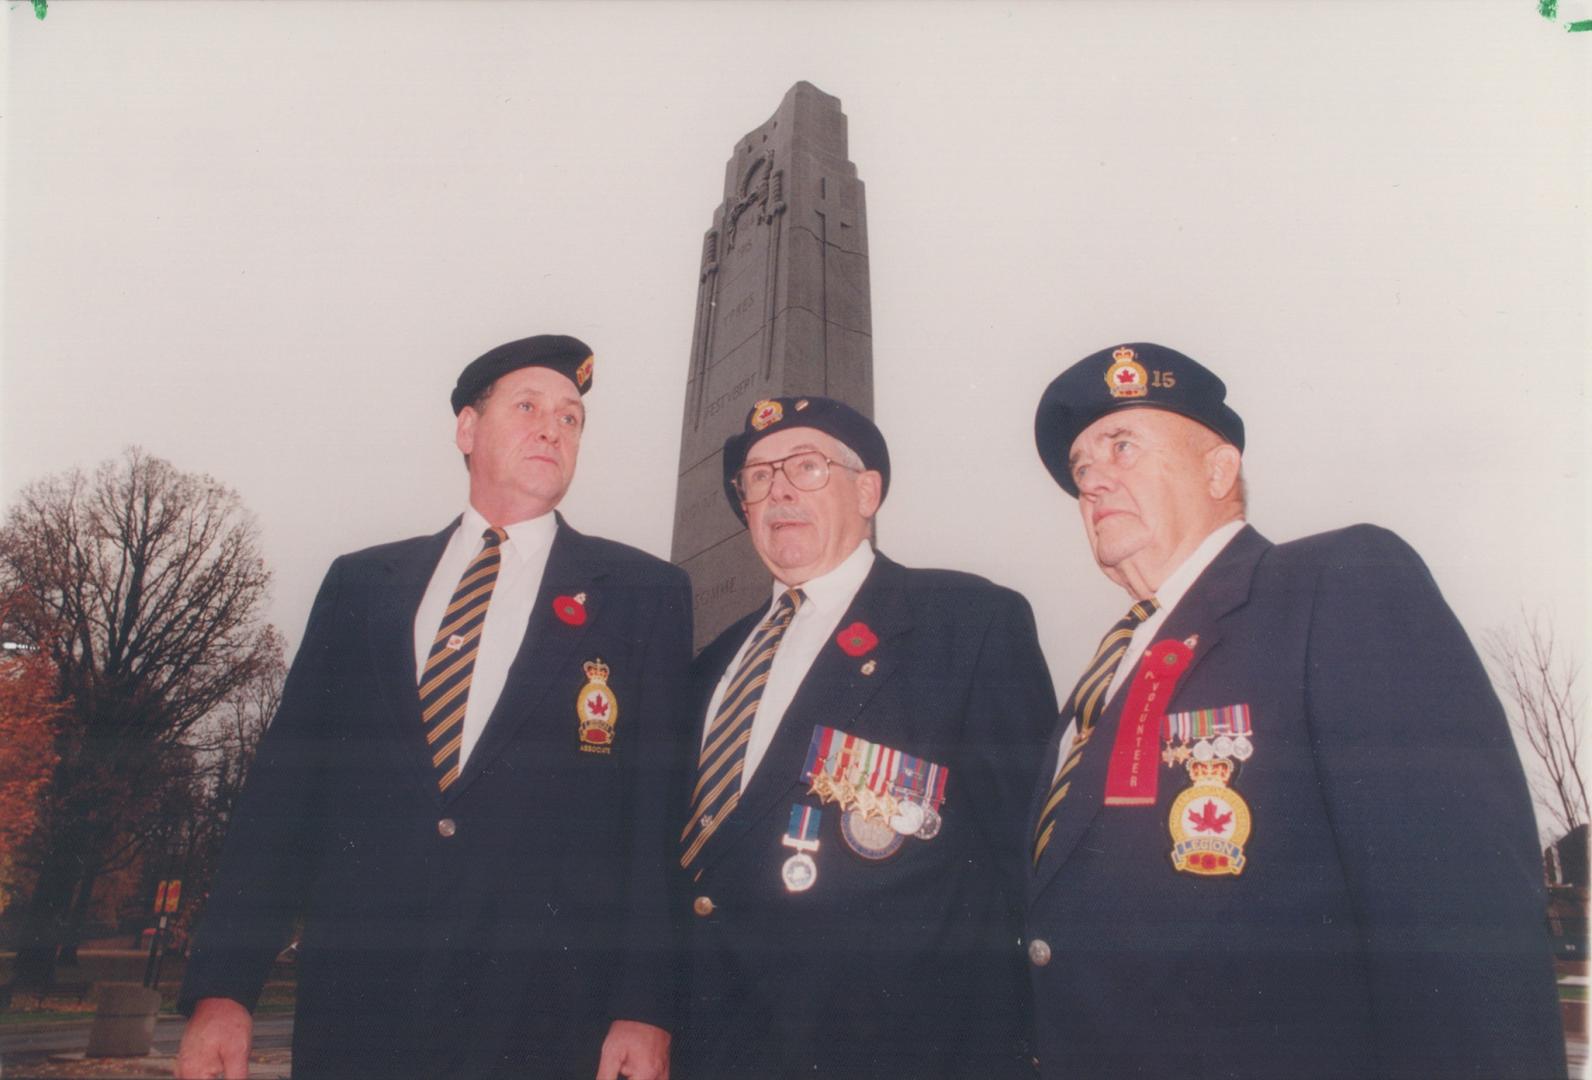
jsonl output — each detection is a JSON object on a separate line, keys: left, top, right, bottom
{"left": 1025, "top": 524, "right": 1565, "bottom": 1079}
{"left": 678, "top": 552, "right": 1058, "bottom": 1079}
{"left": 180, "top": 516, "right": 693, "bottom": 1079}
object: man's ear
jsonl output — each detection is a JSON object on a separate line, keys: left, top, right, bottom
{"left": 1205, "top": 443, "right": 1242, "bottom": 501}
{"left": 456, "top": 407, "right": 478, "bottom": 457}
{"left": 856, "top": 470, "right": 883, "bottom": 519}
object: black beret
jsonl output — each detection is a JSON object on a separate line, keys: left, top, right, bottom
{"left": 1035, "top": 342, "right": 1245, "bottom": 497}
{"left": 450, "top": 334, "right": 595, "bottom": 414}
{"left": 721, "top": 396, "right": 891, "bottom": 524}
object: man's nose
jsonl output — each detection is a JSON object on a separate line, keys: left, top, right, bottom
{"left": 1077, "top": 464, "right": 1114, "bottom": 496}
{"left": 767, "top": 464, "right": 799, "bottom": 500}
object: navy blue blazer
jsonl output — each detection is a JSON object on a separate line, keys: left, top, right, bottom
{"left": 1025, "top": 524, "right": 1565, "bottom": 1079}
{"left": 678, "top": 552, "right": 1058, "bottom": 1079}
{"left": 180, "top": 516, "right": 693, "bottom": 1079}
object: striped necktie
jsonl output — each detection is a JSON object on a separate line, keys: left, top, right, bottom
{"left": 1031, "top": 597, "right": 1159, "bottom": 865}
{"left": 419, "top": 526, "right": 508, "bottom": 794}
{"left": 680, "top": 588, "right": 805, "bottom": 869}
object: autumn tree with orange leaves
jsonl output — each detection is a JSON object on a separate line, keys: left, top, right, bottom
{"left": 0, "top": 599, "right": 62, "bottom": 911}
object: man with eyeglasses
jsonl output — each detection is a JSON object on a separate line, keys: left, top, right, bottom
{"left": 676, "top": 395, "right": 1058, "bottom": 1079}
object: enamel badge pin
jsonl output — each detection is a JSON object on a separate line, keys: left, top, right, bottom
{"left": 577, "top": 658, "right": 617, "bottom": 753}
{"left": 1169, "top": 758, "right": 1250, "bottom": 876}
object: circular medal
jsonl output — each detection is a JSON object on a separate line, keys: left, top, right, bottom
{"left": 1232, "top": 735, "right": 1254, "bottom": 761}
{"left": 914, "top": 805, "right": 942, "bottom": 841}
{"left": 1213, "top": 734, "right": 1234, "bottom": 758}
{"left": 781, "top": 852, "right": 818, "bottom": 892}
{"left": 1192, "top": 739, "right": 1214, "bottom": 761}
{"left": 890, "top": 799, "right": 926, "bottom": 836}
{"left": 841, "top": 808, "right": 904, "bottom": 860}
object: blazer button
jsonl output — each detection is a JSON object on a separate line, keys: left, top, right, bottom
{"left": 1027, "top": 938, "right": 1052, "bottom": 967}
{"left": 437, "top": 818, "right": 457, "bottom": 838}
{"left": 693, "top": 896, "right": 715, "bottom": 917}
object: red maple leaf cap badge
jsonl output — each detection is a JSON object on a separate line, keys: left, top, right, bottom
{"left": 553, "top": 593, "right": 588, "bottom": 626}
{"left": 836, "top": 621, "right": 878, "bottom": 657}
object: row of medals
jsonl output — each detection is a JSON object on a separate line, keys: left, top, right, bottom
{"left": 783, "top": 770, "right": 942, "bottom": 892}
{"left": 1163, "top": 732, "right": 1253, "bottom": 766}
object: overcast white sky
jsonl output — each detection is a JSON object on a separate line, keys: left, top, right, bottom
{"left": 3, "top": 1, "right": 1588, "bottom": 830}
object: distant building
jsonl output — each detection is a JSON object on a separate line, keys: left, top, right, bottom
{"left": 1544, "top": 824, "right": 1588, "bottom": 963}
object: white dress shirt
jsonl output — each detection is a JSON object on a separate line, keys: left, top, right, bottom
{"left": 413, "top": 505, "right": 558, "bottom": 767}
{"left": 1052, "top": 519, "right": 1247, "bottom": 782}
{"left": 700, "top": 540, "right": 877, "bottom": 791}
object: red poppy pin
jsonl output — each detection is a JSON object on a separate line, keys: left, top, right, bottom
{"left": 553, "top": 593, "right": 588, "bottom": 626}
{"left": 1145, "top": 639, "right": 1193, "bottom": 678}
{"left": 836, "top": 621, "right": 878, "bottom": 657}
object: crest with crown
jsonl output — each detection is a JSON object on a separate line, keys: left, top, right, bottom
{"left": 1105, "top": 345, "right": 1149, "bottom": 399}
{"left": 1186, "top": 757, "right": 1234, "bottom": 787}
{"left": 577, "top": 658, "right": 616, "bottom": 753}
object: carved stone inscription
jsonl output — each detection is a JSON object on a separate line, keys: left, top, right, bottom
{"left": 671, "top": 82, "right": 874, "bottom": 651}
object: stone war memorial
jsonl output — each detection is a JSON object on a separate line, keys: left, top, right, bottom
{"left": 672, "top": 82, "right": 874, "bottom": 649}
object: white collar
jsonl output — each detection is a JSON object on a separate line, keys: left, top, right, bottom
{"left": 461, "top": 503, "right": 558, "bottom": 566}
{"left": 766, "top": 540, "right": 876, "bottom": 617}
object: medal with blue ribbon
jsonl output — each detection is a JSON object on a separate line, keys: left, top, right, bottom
{"left": 781, "top": 803, "right": 822, "bottom": 892}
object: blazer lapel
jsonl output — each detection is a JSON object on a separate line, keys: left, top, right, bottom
{"left": 1029, "top": 526, "right": 1271, "bottom": 900}
{"left": 447, "top": 515, "right": 601, "bottom": 801}
{"left": 697, "top": 554, "right": 913, "bottom": 867}
{"left": 368, "top": 522, "right": 458, "bottom": 801}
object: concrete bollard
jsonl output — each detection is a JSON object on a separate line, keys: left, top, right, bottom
{"left": 85, "top": 983, "right": 160, "bottom": 1057}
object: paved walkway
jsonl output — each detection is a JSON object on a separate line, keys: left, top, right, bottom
{"left": 3, "top": 1014, "right": 1584, "bottom": 1077}
{"left": 0, "top": 1015, "right": 292, "bottom": 1078}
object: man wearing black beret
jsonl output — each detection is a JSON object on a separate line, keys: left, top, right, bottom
{"left": 177, "top": 335, "right": 691, "bottom": 1079}
{"left": 677, "top": 395, "right": 1057, "bottom": 1078}
{"left": 1025, "top": 343, "right": 1565, "bottom": 1078}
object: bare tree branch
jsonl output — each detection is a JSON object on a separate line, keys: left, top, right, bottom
{"left": 1485, "top": 611, "right": 1587, "bottom": 843}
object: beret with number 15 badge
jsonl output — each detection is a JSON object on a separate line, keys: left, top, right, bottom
{"left": 1034, "top": 342, "right": 1245, "bottom": 497}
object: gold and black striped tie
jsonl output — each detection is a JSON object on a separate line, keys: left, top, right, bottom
{"left": 419, "top": 526, "right": 508, "bottom": 794}
{"left": 1031, "top": 597, "right": 1159, "bottom": 865}
{"left": 680, "top": 588, "right": 804, "bottom": 869}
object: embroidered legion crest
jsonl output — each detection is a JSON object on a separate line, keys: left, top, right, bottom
{"left": 577, "top": 658, "right": 617, "bottom": 753}
{"left": 1105, "top": 346, "right": 1149, "bottom": 399}
{"left": 750, "top": 399, "right": 784, "bottom": 430}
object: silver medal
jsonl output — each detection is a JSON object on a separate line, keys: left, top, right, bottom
{"left": 782, "top": 852, "right": 818, "bottom": 892}
{"left": 890, "top": 799, "right": 926, "bottom": 836}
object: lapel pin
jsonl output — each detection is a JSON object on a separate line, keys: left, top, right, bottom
{"left": 553, "top": 594, "right": 588, "bottom": 626}
{"left": 835, "top": 621, "right": 878, "bottom": 658}
{"left": 577, "top": 658, "right": 616, "bottom": 753}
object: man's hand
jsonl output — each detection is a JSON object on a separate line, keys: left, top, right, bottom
{"left": 595, "top": 1019, "right": 671, "bottom": 1080}
{"left": 174, "top": 996, "right": 253, "bottom": 1079}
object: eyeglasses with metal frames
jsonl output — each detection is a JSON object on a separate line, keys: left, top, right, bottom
{"left": 733, "top": 450, "right": 861, "bottom": 504}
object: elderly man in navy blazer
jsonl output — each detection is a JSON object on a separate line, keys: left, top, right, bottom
{"left": 1025, "top": 342, "right": 1565, "bottom": 1079}
{"left": 176, "top": 336, "right": 691, "bottom": 1079}
{"left": 677, "top": 396, "right": 1057, "bottom": 1079}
